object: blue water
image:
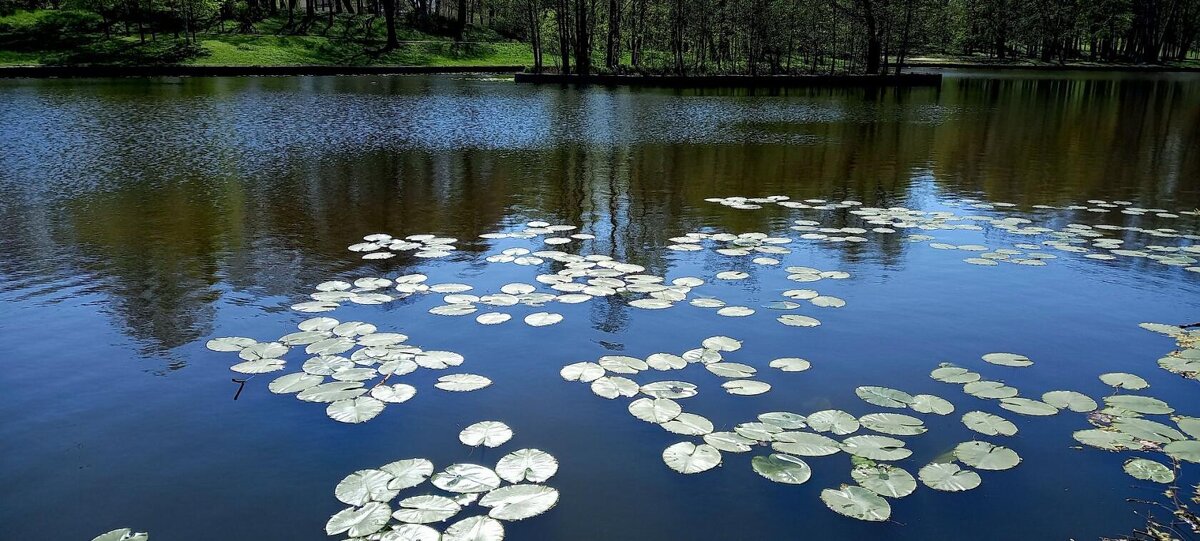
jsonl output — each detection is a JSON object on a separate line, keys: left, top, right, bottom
{"left": 1, "top": 71, "right": 1199, "bottom": 540}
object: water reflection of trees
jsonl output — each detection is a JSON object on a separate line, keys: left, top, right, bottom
{"left": 0, "top": 75, "right": 1196, "bottom": 358}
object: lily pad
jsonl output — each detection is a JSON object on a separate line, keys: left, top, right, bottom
{"left": 807, "top": 410, "right": 860, "bottom": 435}
{"left": 335, "top": 469, "right": 398, "bottom": 505}
{"left": 326, "top": 501, "right": 392, "bottom": 537}
{"left": 982, "top": 352, "right": 1033, "bottom": 367}
{"left": 769, "top": 358, "right": 811, "bottom": 372}
{"left": 1041, "top": 390, "right": 1097, "bottom": 412}
{"left": 819, "top": 486, "right": 891, "bottom": 522}
{"left": 432, "top": 464, "right": 502, "bottom": 493}
{"left": 842, "top": 435, "right": 912, "bottom": 461}
{"left": 773, "top": 432, "right": 842, "bottom": 457}
{"left": 909, "top": 394, "right": 954, "bottom": 415}
{"left": 662, "top": 442, "right": 722, "bottom": 474}
{"left": 962, "top": 411, "right": 1018, "bottom": 437}
{"left": 918, "top": 463, "right": 981, "bottom": 492}
{"left": 954, "top": 441, "right": 1020, "bottom": 471}
{"left": 628, "top": 398, "right": 682, "bottom": 423}
{"left": 1123, "top": 458, "right": 1175, "bottom": 483}
{"left": 380, "top": 458, "right": 434, "bottom": 490}
{"left": 436, "top": 374, "right": 493, "bottom": 392}
{"left": 480, "top": 484, "right": 560, "bottom": 521}
{"left": 852, "top": 464, "right": 917, "bottom": 498}
{"left": 856, "top": 386, "right": 915, "bottom": 408}
{"left": 495, "top": 449, "right": 558, "bottom": 483}
{"left": 1100, "top": 372, "right": 1149, "bottom": 390}
{"left": 459, "top": 421, "right": 513, "bottom": 448}
{"left": 443, "top": 515, "right": 504, "bottom": 541}
{"left": 860, "top": 413, "right": 926, "bottom": 436}
{"left": 327, "top": 396, "right": 386, "bottom": 423}
{"left": 999, "top": 397, "right": 1059, "bottom": 416}
{"left": 393, "top": 495, "right": 462, "bottom": 524}
{"left": 751, "top": 454, "right": 812, "bottom": 484}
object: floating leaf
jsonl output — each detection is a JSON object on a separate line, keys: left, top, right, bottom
{"left": 778, "top": 315, "right": 821, "bottom": 327}
{"left": 856, "top": 386, "right": 915, "bottom": 408}
{"left": 758, "top": 411, "right": 807, "bottom": 430}
{"left": 752, "top": 454, "right": 812, "bottom": 484}
{"left": 590, "top": 376, "right": 639, "bottom": 399}
{"left": 459, "top": 421, "right": 513, "bottom": 448}
{"left": 206, "top": 336, "right": 257, "bottom": 352}
{"left": 1113, "top": 418, "right": 1186, "bottom": 443}
{"left": 268, "top": 372, "right": 323, "bottom": 394}
{"left": 852, "top": 464, "right": 917, "bottom": 498}
{"left": 91, "top": 529, "right": 148, "bottom": 541}
{"left": 963, "top": 380, "right": 1018, "bottom": 399}
{"left": 480, "top": 484, "right": 560, "bottom": 521}
{"left": 560, "top": 362, "right": 605, "bottom": 382}
{"left": 1123, "top": 458, "right": 1176, "bottom": 483}
{"left": 415, "top": 351, "right": 465, "bottom": 369}
{"left": 772, "top": 432, "right": 842, "bottom": 457}
{"left": 371, "top": 384, "right": 417, "bottom": 403}
{"left": 962, "top": 411, "right": 1018, "bottom": 436}
{"left": 819, "top": 486, "right": 891, "bottom": 522}
{"left": 1073, "top": 429, "right": 1139, "bottom": 451}
{"left": 1100, "top": 372, "right": 1149, "bottom": 390}
{"left": 704, "top": 432, "right": 755, "bottom": 453}
{"left": 702, "top": 336, "right": 742, "bottom": 351}
{"left": 981, "top": 352, "right": 1033, "bottom": 367}
{"left": 842, "top": 435, "right": 912, "bottom": 461}
{"left": 628, "top": 398, "right": 682, "bottom": 423}
{"left": 381, "top": 459, "right": 434, "bottom": 490}
{"left": 909, "top": 394, "right": 954, "bottom": 415}
{"left": 769, "top": 358, "right": 811, "bottom": 372}
{"left": 919, "top": 463, "right": 981, "bottom": 492}
{"left": 335, "top": 469, "right": 398, "bottom": 505}
{"left": 860, "top": 413, "right": 926, "bottom": 436}
{"left": 432, "top": 464, "right": 502, "bottom": 493}
{"left": 1164, "top": 440, "right": 1200, "bottom": 462}
{"left": 999, "top": 397, "right": 1059, "bottom": 416}
{"left": 930, "top": 366, "right": 980, "bottom": 384}
{"left": 326, "top": 502, "right": 391, "bottom": 537}
{"left": 297, "top": 381, "right": 366, "bottom": 403}
{"left": 524, "top": 312, "right": 563, "bottom": 326}
{"left": 327, "top": 396, "right": 386, "bottom": 423}
{"left": 954, "top": 441, "right": 1020, "bottom": 471}
{"left": 807, "top": 410, "right": 860, "bottom": 435}
{"left": 393, "top": 495, "right": 461, "bottom": 523}
{"left": 661, "top": 413, "right": 714, "bottom": 435}
{"left": 723, "top": 380, "right": 771, "bottom": 395}
{"left": 1104, "top": 395, "right": 1174, "bottom": 415}
{"left": 1041, "top": 390, "right": 1097, "bottom": 412}
{"left": 443, "top": 515, "right": 504, "bottom": 541}
{"left": 495, "top": 449, "right": 558, "bottom": 483}
{"left": 476, "top": 313, "right": 512, "bottom": 325}
{"left": 640, "top": 381, "right": 698, "bottom": 399}
{"left": 662, "top": 442, "right": 722, "bottom": 474}
{"left": 646, "top": 353, "right": 688, "bottom": 370}
{"left": 231, "top": 358, "right": 286, "bottom": 374}
{"left": 437, "top": 374, "right": 493, "bottom": 392}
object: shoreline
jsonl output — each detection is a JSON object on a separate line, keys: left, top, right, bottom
{"left": 512, "top": 72, "right": 943, "bottom": 87}
{"left": 0, "top": 64, "right": 525, "bottom": 79}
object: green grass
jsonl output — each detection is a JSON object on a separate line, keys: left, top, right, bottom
{"left": 0, "top": 10, "right": 532, "bottom": 67}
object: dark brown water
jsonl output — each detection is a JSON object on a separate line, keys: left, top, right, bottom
{"left": 0, "top": 71, "right": 1198, "bottom": 541}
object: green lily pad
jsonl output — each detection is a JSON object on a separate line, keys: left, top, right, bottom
{"left": 954, "top": 441, "right": 1020, "bottom": 470}
{"left": 918, "top": 462, "right": 981, "bottom": 491}
{"left": 751, "top": 453, "right": 812, "bottom": 484}
{"left": 1123, "top": 458, "right": 1175, "bottom": 483}
{"left": 819, "top": 486, "right": 891, "bottom": 522}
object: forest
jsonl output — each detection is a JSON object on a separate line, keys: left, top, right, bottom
{"left": 1, "top": 0, "right": 1199, "bottom": 73}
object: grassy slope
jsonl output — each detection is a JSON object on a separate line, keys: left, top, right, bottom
{"left": 0, "top": 10, "right": 533, "bottom": 67}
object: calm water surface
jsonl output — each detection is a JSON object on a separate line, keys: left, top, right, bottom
{"left": 1, "top": 71, "right": 1199, "bottom": 540}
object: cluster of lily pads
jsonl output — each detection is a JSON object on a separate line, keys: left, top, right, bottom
{"left": 705, "top": 196, "right": 1200, "bottom": 271}
{"left": 206, "top": 317, "right": 491, "bottom": 423}
{"left": 1140, "top": 322, "right": 1200, "bottom": 380}
{"left": 91, "top": 529, "right": 148, "bottom": 541}
{"left": 325, "top": 423, "right": 558, "bottom": 541}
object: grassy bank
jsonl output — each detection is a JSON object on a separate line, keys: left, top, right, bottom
{"left": 0, "top": 9, "right": 533, "bottom": 67}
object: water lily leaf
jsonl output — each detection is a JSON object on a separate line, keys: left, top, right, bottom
{"left": 560, "top": 362, "right": 605, "bottom": 382}
{"left": 982, "top": 352, "right": 1033, "bottom": 367}
{"left": 962, "top": 411, "right": 1018, "bottom": 436}
{"left": 327, "top": 396, "right": 386, "bottom": 423}
{"left": 297, "top": 381, "right": 366, "bottom": 403}
{"left": 842, "top": 435, "right": 912, "bottom": 461}
{"left": 778, "top": 315, "right": 821, "bottom": 327}
{"left": 371, "top": 384, "right": 417, "bottom": 403}
{"left": 305, "top": 337, "right": 354, "bottom": 356}
{"left": 437, "top": 374, "right": 493, "bottom": 392}
{"left": 598, "top": 356, "right": 649, "bottom": 374}
{"left": 852, "top": 464, "right": 916, "bottom": 498}
{"left": 807, "top": 410, "right": 860, "bottom": 435}
{"left": 773, "top": 432, "right": 842, "bottom": 456}
{"left": 856, "top": 386, "right": 915, "bottom": 408}
{"left": 1073, "top": 429, "right": 1139, "bottom": 450}
{"left": 459, "top": 421, "right": 513, "bottom": 448}
{"left": 326, "top": 501, "right": 391, "bottom": 537}
{"left": 661, "top": 413, "right": 714, "bottom": 435}
{"left": 662, "top": 442, "right": 722, "bottom": 474}
{"left": 299, "top": 317, "right": 339, "bottom": 331}
{"left": 240, "top": 341, "right": 288, "bottom": 360}
{"left": 476, "top": 313, "right": 512, "bottom": 325}
{"left": 393, "top": 494, "right": 462, "bottom": 523}
{"left": 358, "top": 333, "right": 408, "bottom": 347}
{"left": 630, "top": 298, "right": 673, "bottom": 309}
{"left": 910, "top": 394, "right": 954, "bottom": 415}
{"left": 591, "top": 376, "right": 639, "bottom": 399}
{"left": 382, "top": 524, "right": 441, "bottom": 541}
{"left": 999, "top": 397, "right": 1059, "bottom": 416}
{"left": 820, "top": 486, "right": 891, "bottom": 522}
{"left": 628, "top": 398, "right": 682, "bottom": 423}
{"left": 735, "top": 422, "right": 783, "bottom": 442}
{"left": 91, "top": 529, "right": 148, "bottom": 541}
{"left": 415, "top": 351, "right": 465, "bottom": 370}
{"left": 704, "top": 431, "right": 755, "bottom": 452}
{"left": 759, "top": 411, "right": 807, "bottom": 429}
{"left": 718, "top": 306, "right": 755, "bottom": 317}
{"left": 930, "top": 366, "right": 980, "bottom": 384}
{"left": 1113, "top": 418, "right": 1186, "bottom": 443}
{"left": 280, "top": 330, "right": 331, "bottom": 346}
{"left": 495, "top": 449, "right": 558, "bottom": 483}
{"left": 963, "top": 380, "right": 1019, "bottom": 399}
{"left": 860, "top": 413, "right": 926, "bottom": 436}
{"left": 1123, "top": 458, "right": 1175, "bottom": 483}
{"left": 303, "top": 355, "right": 353, "bottom": 376}
{"left": 331, "top": 367, "right": 378, "bottom": 382}
{"left": 706, "top": 362, "right": 755, "bottom": 378}
{"left": 1176, "top": 417, "right": 1200, "bottom": 439}
{"left": 1099, "top": 372, "right": 1149, "bottom": 390}
{"left": 231, "top": 358, "right": 286, "bottom": 374}
{"left": 524, "top": 312, "right": 563, "bottom": 326}
{"left": 919, "top": 463, "right": 981, "bottom": 491}
{"left": 1104, "top": 395, "right": 1174, "bottom": 415}
{"left": 335, "top": 469, "right": 398, "bottom": 505}
{"left": 480, "top": 484, "right": 559, "bottom": 521}
{"left": 769, "top": 358, "right": 811, "bottom": 372}
{"left": 443, "top": 515, "right": 504, "bottom": 541}
{"left": 954, "top": 441, "right": 1020, "bottom": 470}
{"left": 1164, "top": 440, "right": 1200, "bottom": 462}
{"left": 723, "top": 380, "right": 771, "bottom": 395}
{"left": 432, "top": 464, "right": 502, "bottom": 493}
{"left": 1042, "top": 390, "right": 1097, "bottom": 412}
{"left": 752, "top": 453, "right": 812, "bottom": 484}
{"left": 641, "top": 381, "right": 699, "bottom": 399}
{"left": 646, "top": 353, "right": 687, "bottom": 370}
{"left": 381, "top": 458, "right": 434, "bottom": 490}
{"left": 702, "top": 336, "right": 742, "bottom": 351}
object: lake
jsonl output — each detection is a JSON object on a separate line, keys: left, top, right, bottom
{"left": 1, "top": 70, "right": 1199, "bottom": 541}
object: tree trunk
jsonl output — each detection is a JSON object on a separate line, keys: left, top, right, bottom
{"left": 381, "top": 0, "right": 399, "bottom": 49}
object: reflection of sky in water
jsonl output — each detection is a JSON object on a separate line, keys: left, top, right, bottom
{"left": 0, "top": 73, "right": 1198, "bottom": 541}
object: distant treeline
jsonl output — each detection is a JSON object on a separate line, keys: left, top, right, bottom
{"left": 3, "top": 0, "right": 1198, "bottom": 72}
